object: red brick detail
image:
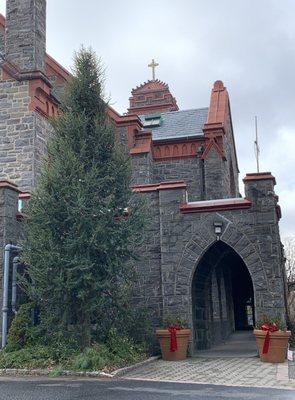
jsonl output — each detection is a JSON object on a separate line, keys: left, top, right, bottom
{"left": 19, "top": 192, "right": 31, "bottom": 200}
{"left": 276, "top": 205, "right": 282, "bottom": 220}
{"left": 132, "top": 180, "right": 187, "bottom": 193}
{"left": 28, "top": 78, "right": 59, "bottom": 118}
{"left": 153, "top": 138, "right": 204, "bottom": 160}
{"left": 201, "top": 80, "right": 230, "bottom": 161}
{"left": 201, "top": 137, "right": 225, "bottom": 160}
{"left": 206, "top": 80, "right": 229, "bottom": 125}
{"left": 127, "top": 79, "right": 179, "bottom": 115}
{"left": 130, "top": 131, "right": 152, "bottom": 155}
{"left": 0, "top": 180, "right": 21, "bottom": 193}
{"left": 180, "top": 198, "right": 252, "bottom": 214}
{"left": 16, "top": 211, "right": 27, "bottom": 221}
{"left": 45, "top": 53, "right": 70, "bottom": 84}
{"left": 0, "top": 13, "right": 5, "bottom": 29}
{"left": 243, "top": 172, "right": 276, "bottom": 185}
{"left": 108, "top": 108, "right": 142, "bottom": 127}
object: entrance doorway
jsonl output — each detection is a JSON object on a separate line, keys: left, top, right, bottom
{"left": 192, "top": 241, "right": 255, "bottom": 351}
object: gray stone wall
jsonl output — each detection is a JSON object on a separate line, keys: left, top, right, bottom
{"left": 0, "top": 72, "right": 53, "bottom": 191}
{"left": 203, "top": 119, "right": 240, "bottom": 200}
{"left": 134, "top": 191, "right": 163, "bottom": 328}
{"left": 5, "top": 0, "right": 46, "bottom": 73}
{"left": 224, "top": 117, "right": 239, "bottom": 197}
{"left": 131, "top": 153, "right": 153, "bottom": 185}
{"left": 0, "top": 75, "right": 33, "bottom": 190}
{"left": 34, "top": 112, "right": 53, "bottom": 187}
{"left": 204, "top": 148, "right": 228, "bottom": 199}
{"left": 0, "top": 25, "right": 4, "bottom": 54}
{"left": 153, "top": 156, "right": 204, "bottom": 201}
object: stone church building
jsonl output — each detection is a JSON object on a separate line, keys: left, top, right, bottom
{"left": 0, "top": 0, "right": 288, "bottom": 352}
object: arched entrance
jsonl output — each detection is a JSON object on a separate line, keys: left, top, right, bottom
{"left": 192, "top": 241, "right": 255, "bottom": 351}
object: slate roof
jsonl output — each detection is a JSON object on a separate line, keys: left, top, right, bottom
{"left": 140, "top": 108, "right": 208, "bottom": 141}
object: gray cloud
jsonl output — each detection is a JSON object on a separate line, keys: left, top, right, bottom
{"left": 0, "top": 0, "right": 294, "bottom": 236}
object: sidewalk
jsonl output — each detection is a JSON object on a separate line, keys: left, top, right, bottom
{"left": 122, "top": 357, "right": 295, "bottom": 390}
{"left": 122, "top": 331, "right": 295, "bottom": 389}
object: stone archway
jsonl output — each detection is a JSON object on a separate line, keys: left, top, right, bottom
{"left": 191, "top": 240, "right": 255, "bottom": 350}
{"left": 171, "top": 214, "right": 272, "bottom": 354}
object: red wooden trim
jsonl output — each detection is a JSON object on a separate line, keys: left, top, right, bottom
{"left": 132, "top": 180, "right": 187, "bottom": 193}
{"left": 16, "top": 211, "right": 27, "bottom": 221}
{"left": 128, "top": 102, "right": 178, "bottom": 115}
{"left": 19, "top": 192, "right": 31, "bottom": 200}
{"left": 45, "top": 53, "right": 70, "bottom": 81}
{"left": 154, "top": 155, "right": 197, "bottom": 161}
{"left": 276, "top": 205, "right": 282, "bottom": 220}
{"left": 110, "top": 112, "right": 142, "bottom": 127}
{"left": 180, "top": 198, "right": 252, "bottom": 214}
{"left": 243, "top": 172, "right": 276, "bottom": 184}
{"left": 0, "top": 180, "right": 21, "bottom": 193}
{"left": 153, "top": 138, "right": 204, "bottom": 160}
{"left": 0, "top": 13, "right": 5, "bottom": 28}
{"left": 201, "top": 137, "right": 225, "bottom": 160}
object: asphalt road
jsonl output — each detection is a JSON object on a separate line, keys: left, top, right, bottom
{"left": 0, "top": 378, "right": 294, "bottom": 400}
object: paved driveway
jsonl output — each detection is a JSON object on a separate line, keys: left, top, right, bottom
{"left": 0, "top": 378, "right": 294, "bottom": 400}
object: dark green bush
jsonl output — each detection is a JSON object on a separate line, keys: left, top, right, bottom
{"left": 6, "top": 303, "right": 34, "bottom": 351}
{"left": 0, "top": 329, "right": 146, "bottom": 371}
{"left": 0, "top": 346, "right": 58, "bottom": 369}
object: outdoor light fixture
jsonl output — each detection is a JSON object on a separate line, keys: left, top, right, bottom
{"left": 214, "top": 222, "right": 223, "bottom": 239}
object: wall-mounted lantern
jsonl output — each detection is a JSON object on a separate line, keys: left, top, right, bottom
{"left": 213, "top": 221, "right": 223, "bottom": 240}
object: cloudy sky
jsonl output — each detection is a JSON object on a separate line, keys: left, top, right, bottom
{"left": 0, "top": 0, "right": 294, "bottom": 237}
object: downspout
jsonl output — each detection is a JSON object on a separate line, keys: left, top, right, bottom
{"left": 11, "top": 257, "right": 20, "bottom": 315}
{"left": 2, "top": 244, "right": 21, "bottom": 349}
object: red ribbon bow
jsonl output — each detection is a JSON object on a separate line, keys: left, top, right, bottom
{"left": 168, "top": 325, "right": 181, "bottom": 352}
{"left": 261, "top": 323, "right": 279, "bottom": 354}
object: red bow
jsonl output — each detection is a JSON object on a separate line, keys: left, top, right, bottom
{"left": 261, "top": 323, "right": 279, "bottom": 354}
{"left": 168, "top": 325, "right": 181, "bottom": 352}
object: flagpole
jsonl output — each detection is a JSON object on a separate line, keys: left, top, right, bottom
{"left": 254, "top": 116, "right": 260, "bottom": 173}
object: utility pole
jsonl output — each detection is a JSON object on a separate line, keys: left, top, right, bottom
{"left": 254, "top": 116, "right": 260, "bottom": 173}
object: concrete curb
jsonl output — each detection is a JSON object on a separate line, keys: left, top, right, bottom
{"left": 110, "top": 356, "right": 160, "bottom": 377}
{"left": 122, "top": 376, "right": 295, "bottom": 391}
{"left": 0, "top": 356, "right": 160, "bottom": 379}
{"left": 0, "top": 368, "right": 108, "bottom": 378}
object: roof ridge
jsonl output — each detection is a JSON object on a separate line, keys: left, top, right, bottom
{"left": 158, "top": 107, "right": 209, "bottom": 115}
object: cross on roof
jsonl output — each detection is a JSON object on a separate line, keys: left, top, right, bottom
{"left": 148, "top": 59, "right": 159, "bottom": 81}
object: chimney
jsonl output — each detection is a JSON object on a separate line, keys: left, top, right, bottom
{"left": 5, "top": 0, "right": 46, "bottom": 73}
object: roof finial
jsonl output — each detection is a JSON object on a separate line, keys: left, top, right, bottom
{"left": 148, "top": 59, "right": 159, "bottom": 81}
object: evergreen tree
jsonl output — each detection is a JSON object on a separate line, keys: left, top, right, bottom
{"left": 21, "top": 48, "right": 145, "bottom": 349}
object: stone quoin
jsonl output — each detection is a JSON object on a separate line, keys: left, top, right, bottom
{"left": 0, "top": 0, "right": 288, "bottom": 352}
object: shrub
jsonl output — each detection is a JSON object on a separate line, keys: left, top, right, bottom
{"left": 0, "top": 330, "right": 147, "bottom": 371}
{"left": 6, "top": 303, "right": 34, "bottom": 351}
{"left": 71, "top": 344, "right": 109, "bottom": 371}
{"left": 0, "top": 346, "right": 57, "bottom": 369}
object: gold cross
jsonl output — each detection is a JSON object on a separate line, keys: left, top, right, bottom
{"left": 148, "top": 59, "right": 159, "bottom": 80}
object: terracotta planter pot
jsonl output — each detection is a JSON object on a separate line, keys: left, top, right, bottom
{"left": 254, "top": 329, "right": 291, "bottom": 363}
{"left": 156, "top": 329, "right": 191, "bottom": 361}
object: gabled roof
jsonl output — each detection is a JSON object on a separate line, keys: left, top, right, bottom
{"left": 140, "top": 108, "right": 208, "bottom": 141}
